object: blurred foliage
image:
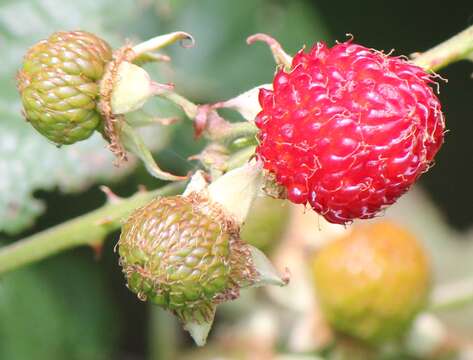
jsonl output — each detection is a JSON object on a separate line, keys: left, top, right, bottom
{"left": 0, "top": 254, "right": 117, "bottom": 360}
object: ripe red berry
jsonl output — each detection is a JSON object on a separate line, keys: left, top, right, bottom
{"left": 255, "top": 41, "right": 445, "bottom": 224}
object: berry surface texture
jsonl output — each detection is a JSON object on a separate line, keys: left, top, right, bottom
{"left": 256, "top": 41, "right": 445, "bottom": 224}
{"left": 118, "top": 194, "right": 250, "bottom": 323}
{"left": 312, "top": 221, "right": 431, "bottom": 343}
{"left": 17, "top": 31, "right": 112, "bottom": 144}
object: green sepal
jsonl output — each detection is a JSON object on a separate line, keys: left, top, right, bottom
{"left": 119, "top": 121, "right": 186, "bottom": 181}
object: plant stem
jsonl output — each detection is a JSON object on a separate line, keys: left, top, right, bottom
{"left": 161, "top": 91, "right": 199, "bottom": 119}
{"left": 429, "top": 277, "right": 473, "bottom": 312}
{"left": 148, "top": 306, "right": 179, "bottom": 360}
{"left": 211, "top": 121, "right": 258, "bottom": 144}
{"left": 412, "top": 24, "right": 473, "bottom": 71}
{"left": 0, "top": 182, "right": 185, "bottom": 275}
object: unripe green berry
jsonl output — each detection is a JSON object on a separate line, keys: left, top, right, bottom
{"left": 312, "top": 221, "right": 431, "bottom": 344}
{"left": 17, "top": 31, "right": 112, "bottom": 144}
{"left": 241, "top": 196, "right": 289, "bottom": 253}
{"left": 118, "top": 194, "right": 254, "bottom": 323}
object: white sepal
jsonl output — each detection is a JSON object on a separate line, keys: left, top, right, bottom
{"left": 183, "top": 311, "right": 215, "bottom": 346}
{"left": 111, "top": 62, "right": 170, "bottom": 114}
{"left": 207, "top": 160, "right": 263, "bottom": 225}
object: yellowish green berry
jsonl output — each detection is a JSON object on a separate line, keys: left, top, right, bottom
{"left": 17, "top": 31, "right": 112, "bottom": 144}
{"left": 312, "top": 221, "right": 431, "bottom": 344}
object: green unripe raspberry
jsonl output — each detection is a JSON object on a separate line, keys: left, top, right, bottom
{"left": 241, "top": 196, "right": 289, "bottom": 253}
{"left": 17, "top": 31, "right": 112, "bottom": 144}
{"left": 119, "top": 194, "right": 253, "bottom": 323}
{"left": 312, "top": 221, "right": 431, "bottom": 344}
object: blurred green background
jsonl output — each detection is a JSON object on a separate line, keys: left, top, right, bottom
{"left": 0, "top": 0, "right": 471, "bottom": 359}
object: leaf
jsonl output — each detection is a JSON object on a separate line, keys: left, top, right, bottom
{"left": 0, "top": 254, "right": 118, "bottom": 360}
{"left": 160, "top": 0, "right": 331, "bottom": 100}
{"left": 0, "top": 0, "right": 172, "bottom": 234}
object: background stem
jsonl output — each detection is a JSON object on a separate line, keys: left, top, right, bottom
{"left": 0, "top": 182, "right": 185, "bottom": 275}
{"left": 429, "top": 277, "right": 473, "bottom": 312}
{"left": 148, "top": 306, "right": 180, "bottom": 360}
{"left": 412, "top": 24, "right": 473, "bottom": 71}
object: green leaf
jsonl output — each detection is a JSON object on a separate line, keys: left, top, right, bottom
{"left": 0, "top": 254, "right": 118, "bottom": 360}
{"left": 0, "top": 0, "right": 172, "bottom": 234}
{"left": 161, "top": 0, "right": 331, "bottom": 100}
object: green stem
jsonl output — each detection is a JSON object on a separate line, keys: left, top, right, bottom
{"left": 0, "top": 182, "right": 185, "bottom": 275}
{"left": 211, "top": 121, "right": 258, "bottom": 144}
{"left": 429, "top": 277, "right": 473, "bottom": 312}
{"left": 226, "top": 146, "right": 257, "bottom": 170}
{"left": 412, "top": 24, "right": 473, "bottom": 71}
{"left": 148, "top": 306, "right": 179, "bottom": 360}
{"left": 161, "top": 91, "right": 199, "bottom": 119}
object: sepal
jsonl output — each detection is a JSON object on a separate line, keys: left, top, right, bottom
{"left": 119, "top": 121, "right": 186, "bottom": 181}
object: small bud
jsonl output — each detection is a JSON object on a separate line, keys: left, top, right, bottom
{"left": 111, "top": 61, "right": 172, "bottom": 114}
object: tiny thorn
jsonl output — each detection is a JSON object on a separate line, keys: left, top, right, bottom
{"left": 247, "top": 33, "right": 292, "bottom": 69}
{"left": 137, "top": 184, "right": 147, "bottom": 193}
{"left": 95, "top": 216, "right": 114, "bottom": 226}
{"left": 194, "top": 105, "right": 212, "bottom": 138}
{"left": 281, "top": 267, "right": 291, "bottom": 285}
{"left": 99, "top": 186, "right": 122, "bottom": 204}
{"left": 187, "top": 154, "right": 200, "bottom": 161}
{"left": 153, "top": 116, "right": 179, "bottom": 126}
{"left": 91, "top": 242, "right": 103, "bottom": 260}
{"left": 150, "top": 81, "right": 175, "bottom": 96}
{"left": 152, "top": 53, "right": 171, "bottom": 62}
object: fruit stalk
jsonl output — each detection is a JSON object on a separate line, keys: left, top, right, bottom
{"left": 160, "top": 91, "right": 199, "bottom": 119}
{"left": 0, "top": 182, "right": 185, "bottom": 275}
{"left": 412, "top": 24, "right": 473, "bottom": 71}
{"left": 429, "top": 277, "right": 473, "bottom": 312}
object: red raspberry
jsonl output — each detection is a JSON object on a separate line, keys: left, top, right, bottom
{"left": 255, "top": 41, "right": 445, "bottom": 224}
